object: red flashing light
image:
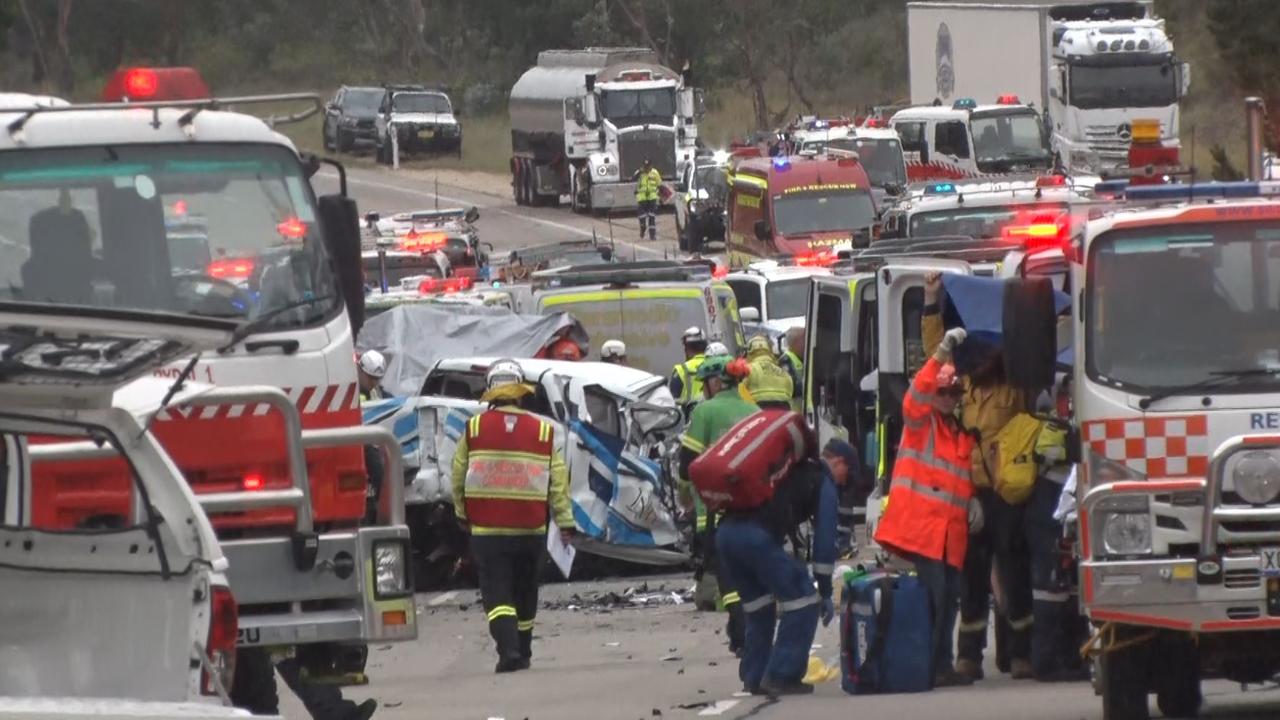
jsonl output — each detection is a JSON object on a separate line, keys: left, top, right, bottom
{"left": 996, "top": 94, "right": 1021, "bottom": 105}
{"left": 712, "top": 264, "right": 729, "bottom": 279}
{"left": 172, "top": 199, "right": 188, "bottom": 216}
{"left": 795, "top": 250, "right": 837, "bottom": 267}
{"left": 101, "top": 66, "right": 211, "bottom": 102}
{"left": 862, "top": 118, "right": 886, "bottom": 128}
{"left": 418, "top": 276, "right": 472, "bottom": 295}
{"left": 208, "top": 258, "right": 255, "bottom": 280}
{"left": 1036, "top": 174, "right": 1068, "bottom": 188}
{"left": 276, "top": 217, "right": 308, "bottom": 240}
{"left": 1001, "top": 208, "right": 1071, "bottom": 252}
{"left": 242, "top": 473, "right": 265, "bottom": 491}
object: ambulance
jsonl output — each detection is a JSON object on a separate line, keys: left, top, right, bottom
{"left": 890, "top": 96, "right": 1054, "bottom": 182}
{"left": 1074, "top": 181, "right": 1280, "bottom": 718}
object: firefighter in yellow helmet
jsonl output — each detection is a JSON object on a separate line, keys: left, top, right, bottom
{"left": 739, "top": 335, "right": 794, "bottom": 406}
{"left": 452, "top": 359, "right": 574, "bottom": 673}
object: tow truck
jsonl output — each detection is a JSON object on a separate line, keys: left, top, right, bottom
{"left": 1072, "top": 180, "right": 1280, "bottom": 719}
{"left": 2, "top": 67, "right": 415, "bottom": 704}
{"left": 890, "top": 96, "right": 1054, "bottom": 181}
{"left": 0, "top": 311, "right": 275, "bottom": 718}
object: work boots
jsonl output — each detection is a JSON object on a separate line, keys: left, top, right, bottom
{"left": 955, "top": 657, "right": 984, "bottom": 682}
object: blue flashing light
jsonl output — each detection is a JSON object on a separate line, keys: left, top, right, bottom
{"left": 772, "top": 155, "right": 791, "bottom": 171}
{"left": 952, "top": 98, "right": 977, "bottom": 110}
{"left": 925, "top": 182, "right": 956, "bottom": 195}
{"left": 1121, "top": 181, "right": 1277, "bottom": 201}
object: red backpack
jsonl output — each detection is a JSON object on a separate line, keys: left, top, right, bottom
{"left": 689, "top": 409, "right": 815, "bottom": 512}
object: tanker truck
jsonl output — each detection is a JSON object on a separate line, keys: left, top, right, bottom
{"left": 509, "top": 47, "right": 704, "bottom": 213}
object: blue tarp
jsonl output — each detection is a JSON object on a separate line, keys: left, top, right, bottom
{"left": 940, "top": 274, "right": 1071, "bottom": 373}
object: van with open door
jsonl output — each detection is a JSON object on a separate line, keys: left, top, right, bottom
{"left": 0, "top": 308, "right": 273, "bottom": 718}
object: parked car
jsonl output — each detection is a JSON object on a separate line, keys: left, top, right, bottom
{"left": 322, "top": 85, "right": 382, "bottom": 152}
{"left": 374, "top": 84, "right": 462, "bottom": 162}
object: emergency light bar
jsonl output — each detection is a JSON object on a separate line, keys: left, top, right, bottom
{"left": 533, "top": 260, "right": 712, "bottom": 288}
{"left": 953, "top": 98, "right": 977, "bottom": 110}
{"left": 925, "top": 182, "right": 957, "bottom": 195}
{"left": 1108, "top": 181, "right": 1280, "bottom": 201}
{"left": 996, "top": 94, "right": 1021, "bottom": 105}
{"left": 101, "top": 67, "right": 211, "bottom": 102}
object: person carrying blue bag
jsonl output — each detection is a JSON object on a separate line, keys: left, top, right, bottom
{"left": 714, "top": 432, "right": 849, "bottom": 697}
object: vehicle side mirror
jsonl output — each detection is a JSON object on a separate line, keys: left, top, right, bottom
{"left": 753, "top": 219, "right": 771, "bottom": 241}
{"left": 739, "top": 307, "right": 760, "bottom": 322}
{"left": 919, "top": 143, "right": 930, "bottom": 166}
{"left": 318, "top": 194, "right": 365, "bottom": 339}
{"left": 1179, "top": 62, "right": 1191, "bottom": 97}
{"left": 583, "top": 94, "right": 599, "bottom": 126}
{"left": 364, "top": 211, "right": 380, "bottom": 229}
{"left": 693, "top": 88, "right": 707, "bottom": 120}
{"left": 1048, "top": 86, "right": 1060, "bottom": 101}
{"left": 465, "top": 206, "right": 480, "bottom": 223}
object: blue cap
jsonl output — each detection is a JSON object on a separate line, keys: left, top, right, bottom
{"left": 823, "top": 438, "right": 859, "bottom": 468}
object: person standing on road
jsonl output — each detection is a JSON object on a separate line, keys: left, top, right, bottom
{"left": 357, "top": 350, "right": 390, "bottom": 401}
{"left": 452, "top": 359, "right": 575, "bottom": 673}
{"left": 714, "top": 426, "right": 843, "bottom": 697}
{"left": 678, "top": 356, "right": 758, "bottom": 655}
{"left": 669, "top": 326, "right": 710, "bottom": 417}
{"left": 920, "top": 272, "right": 1035, "bottom": 682}
{"left": 600, "top": 339, "right": 628, "bottom": 365}
{"left": 874, "top": 325, "right": 979, "bottom": 688}
{"left": 633, "top": 157, "right": 662, "bottom": 241}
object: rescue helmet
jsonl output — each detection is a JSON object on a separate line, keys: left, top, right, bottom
{"left": 744, "top": 362, "right": 793, "bottom": 403}
{"left": 682, "top": 326, "right": 706, "bottom": 345}
{"left": 550, "top": 338, "right": 583, "bottom": 361}
{"left": 746, "top": 334, "right": 773, "bottom": 359}
{"left": 600, "top": 339, "right": 627, "bottom": 360}
{"left": 357, "top": 350, "right": 387, "bottom": 379}
{"left": 486, "top": 359, "right": 524, "bottom": 389}
{"left": 697, "top": 355, "right": 750, "bottom": 384}
{"left": 706, "top": 341, "right": 729, "bottom": 357}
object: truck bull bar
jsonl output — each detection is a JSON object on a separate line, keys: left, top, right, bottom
{"left": 28, "top": 386, "right": 416, "bottom": 648}
{"left": 1080, "top": 434, "right": 1280, "bottom": 633}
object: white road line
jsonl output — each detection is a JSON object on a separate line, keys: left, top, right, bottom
{"left": 318, "top": 170, "right": 665, "bottom": 259}
{"left": 698, "top": 700, "right": 740, "bottom": 716}
{"left": 426, "top": 590, "right": 459, "bottom": 607}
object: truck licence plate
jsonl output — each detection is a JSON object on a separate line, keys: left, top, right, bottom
{"left": 418, "top": 129, "right": 435, "bottom": 139}
{"left": 1262, "top": 547, "right": 1280, "bottom": 576}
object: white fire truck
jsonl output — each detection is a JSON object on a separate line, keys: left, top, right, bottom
{"left": 1075, "top": 181, "right": 1280, "bottom": 718}
{"left": 0, "top": 67, "right": 415, "bottom": 704}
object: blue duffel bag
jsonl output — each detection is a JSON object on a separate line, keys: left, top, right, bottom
{"left": 840, "top": 571, "right": 933, "bottom": 694}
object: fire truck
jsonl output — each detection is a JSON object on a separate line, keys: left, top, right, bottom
{"left": 1075, "top": 180, "right": 1280, "bottom": 719}
{"left": 1, "top": 67, "right": 415, "bottom": 700}
{"left": 890, "top": 96, "right": 1054, "bottom": 181}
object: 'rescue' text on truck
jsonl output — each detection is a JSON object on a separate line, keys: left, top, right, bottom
{"left": 509, "top": 47, "right": 704, "bottom": 213}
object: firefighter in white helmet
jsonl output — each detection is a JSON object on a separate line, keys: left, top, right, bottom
{"left": 670, "top": 326, "right": 709, "bottom": 416}
{"left": 452, "top": 359, "right": 575, "bottom": 673}
{"left": 357, "top": 349, "right": 389, "bottom": 401}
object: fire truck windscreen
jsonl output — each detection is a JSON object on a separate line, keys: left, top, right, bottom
{"left": 0, "top": 143, "right": 339, "bottom": 330}
{"left": 772, "top": 188, "right": 876, "bottom": 236}
{"left": 1088, "top": 222, "right": 1280, "bottom": 393}
{"left": 910, "top": 203, "right": 1069, "bottom": 240}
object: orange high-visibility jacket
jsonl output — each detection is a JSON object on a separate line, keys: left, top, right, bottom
{"left": 874, "top": 356, "right": 976, "bottom": 569}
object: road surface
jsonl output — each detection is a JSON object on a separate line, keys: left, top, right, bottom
{"left": 313, "top": 165, "right": 692, "bottom": 263}
{"left": 277, "top": 574, "right": 1280, "bottom": 720}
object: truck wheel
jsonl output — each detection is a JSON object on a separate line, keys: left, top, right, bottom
{"left": 524, "top": 160, "right": 540, "bottom": 207}
{"left": 230, "top": 647, "right": 279, "bottom": 714}
{"left": 1099, "top": 631, "right": 1150, "bottom": 720}
{"left": 1155, "top": 635, "right": 1201, "bottom": 718}
{"left": 512, "top": 159, "right": 524, "bottom": 205}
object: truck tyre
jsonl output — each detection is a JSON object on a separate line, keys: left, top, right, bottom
{"left": 525, "top": 161, "right": 541, "bottom": 207}
{"left": 230, "top": 647, "right": 279, "bottom": 715}
{"left": 570, "top": 171, "right": 584, "bottom": 214}
{"left": 1099, "top": 631, "right": 1150, "bottom": 720}
{"left": 512, "top": 159, "right": 524, "bottom": 205}
{"left": 1155, "top": 636, "right": 1201, "bottom": 718}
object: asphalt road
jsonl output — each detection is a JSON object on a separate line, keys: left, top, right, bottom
{"left": 312, "top": 165, "right": 691, "bottom": 263}
{"left": 275, "top": 573, "right": 1280, "bottom": 720}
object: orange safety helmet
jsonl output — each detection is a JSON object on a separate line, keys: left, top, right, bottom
{"left": 550, "top": 338, "right": 583, "bottom": 361}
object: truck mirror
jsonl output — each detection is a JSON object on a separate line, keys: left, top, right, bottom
{"left": 583, "top": 94, "right": 599, "bottom": 126}
{"left": 568, "top": 98, "right": 586, "bottom": 126}
{"left": 694, "top": 88, "right": 707, "bottom": 120}
{"left": 318, "top": 194, "right": 365, "bottom": 339}
{"left": 465, "top": 206, "right": 480, "bottom": 223}
{"left": 739, "top": 306, "right": 760, "bottom": 323}
{"left": 364, "top": 211, "right": 380, "bottom": 228}
{"left": 678, "top": 88, "right": 694, "bottom": 121}
{"left": 753, "top": 219, "right": 771, "bottom": 242}
{"left": 1179, "top": 62, "right": 1191, "bottom": 97}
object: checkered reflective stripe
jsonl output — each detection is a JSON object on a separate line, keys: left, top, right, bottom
{"left": 155, "top": 383, "right": 359, "bottom": 421}
{"left": 1083, "top": 415, "right": 1210, "bottom": 478}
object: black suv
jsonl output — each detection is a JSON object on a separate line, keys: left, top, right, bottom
{"left": 322, "top": 86, "right": 382, "bottom": 152}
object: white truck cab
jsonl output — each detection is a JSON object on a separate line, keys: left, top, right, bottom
{"left": 725, "top": 260, "right": 831, "bottom": 339}
{"left": 0, "top": 309, "right": 269, "bottom": 718}
{"left": 891, "top": 98, "right": 1054, "bottom": 182}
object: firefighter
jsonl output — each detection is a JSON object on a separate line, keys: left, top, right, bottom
{"left": 632, "top": 157, "right": 662, "bottom": 241}
{"left": 741, "top": 335, "right": 791, "bottom": 405}
{"left": 706, "top": 340, "right": 730, "bottom": 359}
{"left": 451, "top": 359, "right": 575, "bottom": 673}
{"left": 779, "top": 327, "right": 805, "bottom": 411}
{"left": 357, "top": 349, "right": 389, "bottom": 401}
{"left": 669, "top": 326, "right": 710, "bottom": 415}
{"left": 600, "top": 339, "right": 628, "bottom": 365}
{"left": 714, "top": 429, "right": 842, "bottom": 697}
{"left": 921, "top": 272, "right": 1035, "bottom": 682}
{"left": 874, "top": 326, "right": 979, "bottom": 688}
{"left": 678, "top": 356, "right": 758, "bottom": 655}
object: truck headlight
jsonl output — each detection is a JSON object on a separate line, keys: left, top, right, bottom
{"left": 1096, "top": 495, "right": 1151, "bottom": 556}
{"left": 374, "top": 541, "right": 410, "bottom": 597}
{"left": 1232, "top": 450, "right": 1280, "bottom": 505}
{"left": 596, "top": 164, "right": 609, "bottom": 176}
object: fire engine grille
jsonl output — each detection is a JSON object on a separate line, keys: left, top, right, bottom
{"left": 1224, "top": 568, "right": 1262, "bottom": 589}
{"left": 619, "top": 128, "right": 677, "bottom": 179}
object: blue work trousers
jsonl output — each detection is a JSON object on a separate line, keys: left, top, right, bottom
{"left": 716, "top": 516, "right": 820, "bottom": 689}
